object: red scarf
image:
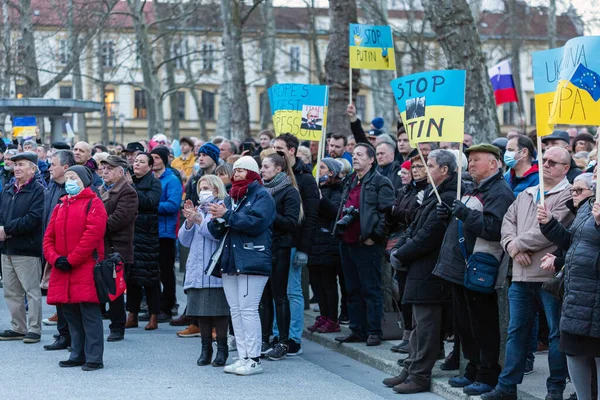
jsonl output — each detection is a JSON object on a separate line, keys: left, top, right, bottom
{"left": 230, "top": 171, "right": 263, "bottom": 201}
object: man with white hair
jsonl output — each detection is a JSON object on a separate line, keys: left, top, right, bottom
{"left": 434, "top": 144, "right": 516, "bottom": 397}
{"left": 0, "top": 152, "right": 45, "bottom": 343}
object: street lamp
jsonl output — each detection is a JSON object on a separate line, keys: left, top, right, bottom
{"left": 111, "top": 100, "right": 119, "bottom": 146}
{"left": 119, "top": 113, "right": 125, "bottom": 145}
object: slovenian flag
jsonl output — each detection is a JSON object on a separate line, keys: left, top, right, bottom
{"left": 488, "top": 59, "right": 519, "bottom": 106}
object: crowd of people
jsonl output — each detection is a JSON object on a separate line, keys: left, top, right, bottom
{"left": 0, "top": 109, "right": 599, "bottom": 399}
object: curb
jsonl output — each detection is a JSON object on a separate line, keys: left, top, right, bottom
{"left": 302, "top": 311, "right": 541, "bottom": 400}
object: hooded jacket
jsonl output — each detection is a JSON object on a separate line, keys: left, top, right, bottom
{"left": 44, "top": 188, "right": 107, "bottom": 304}
{"left": 157, "top": 168, "right": 183, "bottom": 239}
{"left": 504, "top": 163, "right": 539, "bottom": 197}
{"left": 501, "top": 178, "right": 574, "bottom": 282}
{"left": 433, "top": 170, "right": 515, "bottom": 289}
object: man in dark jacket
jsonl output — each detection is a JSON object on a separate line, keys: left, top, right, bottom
{"left": 541, "top": 130, "right": 581, "bottom": 183}
{"left": 99, "top": 156, "right": 139, "bottom": 341}
{"left": 273, "top": 133, "right": 320, "bottom": 355}
{"left": 385, "top": 149, "right": 457, "bottom": 393}
{"left": 434, "top": 144, "right": 515, "bottom": 396}
{"left": 0, "top": 152, "right": 45, "bottom": 343}
{"left": 43, "top": 149, "right": 76, "bottom": 351}
{"left": 334, "top": 143, "right": 395, "bottom": 347}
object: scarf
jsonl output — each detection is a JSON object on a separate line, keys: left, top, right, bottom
{"left": 230, "top": 170, "right": 262, "bottom": 201}
{"left": 263, "top": 172, "right": 291, "bottom": 195}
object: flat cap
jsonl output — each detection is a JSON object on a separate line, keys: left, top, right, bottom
{"left": 100, "top": 155, "right": 129, "bottom": 169}
{"left": 541, "top": 130, "right": 570, "bottom": 145}
{"left": 464, "top": 143, "right": 501, "bottom": 160}
{"left": 11, "top": 151, "right": 38, "bottom": 164}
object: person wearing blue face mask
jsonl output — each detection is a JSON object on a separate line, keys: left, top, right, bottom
{"left": 504, "top": 135, "right": 539, "bottom": 197}
{"left": 307, "top": 158, "right": 345, "bottom": 334}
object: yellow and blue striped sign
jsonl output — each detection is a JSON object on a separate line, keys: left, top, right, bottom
{"left": 13, "top": 116, "right": 37, "bottom": 138}
{"left": 268, "top": 83, "right": 329, "bottom": 141}
{"left": 391, "top": 70, "right": 465, "bottom": 146}
{"left": 349, "top": 24, "right": 396, "bottom": 71}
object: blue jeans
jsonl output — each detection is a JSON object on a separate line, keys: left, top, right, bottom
{"left": 339, "top": 242, "right": 384, "bottom": 337}
{"left": 496, "top": 282, "right": 568, "bottom": 395}
{"left": 273, "top": 248, "right": 304, "bottom": 344}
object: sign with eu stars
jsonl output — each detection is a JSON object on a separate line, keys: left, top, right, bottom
{"left": 569, "top": 63, "right": 600, "bottom": 101}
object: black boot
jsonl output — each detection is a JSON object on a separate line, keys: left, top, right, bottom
{"left": 212, "top": 338, "right": 229, "bottom": 367}
{"left": 197, "top": 339, "right": 213, "bottom": 366}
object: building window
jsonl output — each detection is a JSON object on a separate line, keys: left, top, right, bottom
{"left": 289, "top": 46, "right": 300, "bottom": 72}
{"left": 171, "top": 41, "right": 184, "bottom": 70}
{"left": 529, "top": 98, "right": 536, "bottom": 126}
{"left": 134, "top": 90, "right": 147, "bottom": 119}
{"left": 104, "top": 89, "right": 115, "bottom": 117}
{"left": 101, "top": 40, "right": 115, "bottom": 68}
{"left": 202, "top": 90, "right": 215, "bottom": 121}
{"left": 259, "top": 91, "right": 270, "bottom": 119}
{"left": 59, "top": 39, "right": 71, "bottom": 64}
{"left": 16, "top": 39, "right": 25, "bottom": 65}
{"left": 503, "top": 102, "right": 516, "bottom": 125}
{"left": 355, "top": 95, "right": 366, "bottom": 121}
{"left": 15, "top": 84, "right": 26, "bottom": 99}
{"left": 178, "top": 92, "right": 186, "bottom": 120}
{"left": 202, "top": 44, "right": 214, "bottom": 71}
{"left": 59, "top": 86, "right": 72, "bottom": 99}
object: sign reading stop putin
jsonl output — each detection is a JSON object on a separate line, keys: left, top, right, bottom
{"left": 349, "top": 24, "right": 396, "bottom": 71}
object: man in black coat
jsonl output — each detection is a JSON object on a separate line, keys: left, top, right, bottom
{"left": 0, "top": 152, "right": 45, "bottom": 343}
{"left": 333, "top": 143, "right": 395, "bottom": 347}
{"left": 385, "top": 149, "right": 458, "bottom": 394}
{"left": 273, "top": 133, "right": 320, "bottom": 355}
{"left": 42, "top": 150, "right": 76, "bottom": 351}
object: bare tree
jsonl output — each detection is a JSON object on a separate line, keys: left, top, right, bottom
{"left": 305, "top": 0, "right": 325, "bottom": 85}
{"left": 548, "top": 0, "right": 557, "bottom": 48}
{"left": 325, "top": 0, "right": 358, "bottom": 136}
{"left": 258, "top": 0, "right": 276, "bottom": 130}
{"left": 422, "top": 0, "right": 500, "bottom": 143}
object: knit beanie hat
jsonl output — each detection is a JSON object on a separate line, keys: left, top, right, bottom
{"left": 321, "top": 157, "right": 342, "bottom": 178}
{"left": 233, "top": 156, "right": 260, "bottom": 175}
{"left": 371, "top": 117, "right": 384, "bottom": 130}
{"left": 151, "top": 146, "right": 170, "bottom": 167}
{"left": 67, "top": 165, "right": 93, "bottom": 188}
{"left": 199, "top": 142, "right": 220, "bottom": 164}
{"left": 401, "top": 160, "right": 412, "bottom": 170}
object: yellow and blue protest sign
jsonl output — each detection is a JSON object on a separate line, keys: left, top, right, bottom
{"left": 268, "top": 83, "right": 329, "bottom": 141}
{"left": 349, "top": 24, "right": 396, "bottom": 71}
{"left": 391, "top": 70, "right": 465, "bottom": 146}
{"left": 13, "top": 116, "right": 37, "bottom": 138}
{"left": 538, "top": 36, "right": 600, "bottom": 129}
{"left": 532, "top": 47, "right": 564, "bottom": 136}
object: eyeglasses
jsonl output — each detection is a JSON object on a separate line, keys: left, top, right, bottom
{"left": 542, "top": 158, "right": 568, "bottom": 168}
{"left": 411, "top": 164, "right": 425, "bottom": 170}
{"left": 571, "top": 188, "right": 590, "bottom": 195}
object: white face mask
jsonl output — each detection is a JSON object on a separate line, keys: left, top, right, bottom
{"left": 198, "top": 190, "right": 214, "bottom": 203}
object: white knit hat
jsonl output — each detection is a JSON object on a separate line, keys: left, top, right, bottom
{"left": 233, "top": 156, "right": 260, "bottom": 175}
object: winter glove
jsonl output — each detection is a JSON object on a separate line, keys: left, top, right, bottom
{"left": 293, "top": 251, "right": 309, "bottom": 268}
{"left": 436, "top": 202, "right": 452, "bottom": 221}
{"left": 451, "top": 199, "right": 470, "bottom": 221}
{"left": 54, "top": 256, "right": 72, "bottom": 272}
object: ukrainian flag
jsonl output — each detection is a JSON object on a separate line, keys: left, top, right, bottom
{"left": 349, "top": 24, "right": 396, "bottom": 71}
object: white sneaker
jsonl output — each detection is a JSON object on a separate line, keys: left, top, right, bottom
{"left": 227, "top": 334, "right": 237, "bottom": 352}
{"left": 235, "top": 359, "right": 263, "bottom": 376}
{"left": 224, "top": 358, "right": 247, "bottom": 374}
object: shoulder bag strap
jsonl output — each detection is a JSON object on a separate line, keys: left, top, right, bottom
{"left": 457, "top": 220, "right": 469, "bottom": 265}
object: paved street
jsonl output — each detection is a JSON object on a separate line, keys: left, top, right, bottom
{"left": 0, "top": 285, "right": 443, "bottom": 400}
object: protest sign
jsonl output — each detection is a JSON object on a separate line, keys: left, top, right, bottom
{"left": 532, "top": 47, "right": 563, "bottom": 137}
{"left": 391, "top": 69, "right": 466, "bottom": 146}
{"left": 13, "top": 116, "right": 37, "bottom": 138}
{"left": 268, "top": 83, "right": 329, "bottom": 141}
{"left": 537, "top": 36, "right": 600, "bottom": 128}
{"left": 349, "top": 24, "right": 396, "bottom": 71}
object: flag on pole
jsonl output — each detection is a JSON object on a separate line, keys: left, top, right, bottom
{"left": 488, "top": 59, "right": 518, "bottom": 106}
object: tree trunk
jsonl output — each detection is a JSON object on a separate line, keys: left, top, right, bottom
{"left": 18, "top": 0, "right": 41, "bottom": 97}
{"left": 127, "top": 0, "right": 164, "bottom": 139}
{"left": 548, "top": 0, "right": 556, "bottom": 49}
{"left": 307, "top": 0, "right": 325, "bottom": 85}
{"left": 181, "top": 39, "right": 208, "bottom": 141}
{"left": 509, "top": 0, "right": 524, "bottom": 129}
{"left": 96, "top": 34, "right": 109, "bottom": 145}
{"left": 163, "top": 37, "right": 180, "bottom": 140}
{"left": 259, "top": 0, "right": 277, "bottom": 130}
{"left": 216, "top": 67, "right": 232, "bottom": 139}
{"left": 325, "top": 0, "right": 358, "bottom": 137}
{"left": 422, "top": 0, "right": 499, "bottom": 143}
{"left": 220, "top": 0, "right": 250, "bottom": 139}
{"left": 68, "top": 0, "right": 86, "bottom": 142}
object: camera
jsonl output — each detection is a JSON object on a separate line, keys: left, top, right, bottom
{"left": 212, "top": 217, "right": 229, "bottom": 233}
{"left": 336, "top": 206, "right": 359, "bottom": 234}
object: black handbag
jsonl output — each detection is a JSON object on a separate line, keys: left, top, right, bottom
{"left": 458, "top": 220, "right": 499, "bottom": 294}
{"left": 541, "top": 267, "right": 565, "bottom": 301}
{"left": 381, "top": 297, "right": 404, "bottom": 341}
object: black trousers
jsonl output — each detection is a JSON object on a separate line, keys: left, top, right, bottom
{"left": 56, "top": 304, "right": 70, "bottom": 341}
{"left": 452, "top": 283, "right": 501, "bottom": 387}
{"left": 260, "top": 248, "right": 291, "bottom": 343}
{"left": 159, "top": 238, "right": 176, "bottom": 315}
{"left": 127, "top": 283, "right": 161, "bottom": 315}
{"left": 309, "top": 262, "right": 340, "bottom": 321}
{"left": 62, "top": 302, "right": 104, "bottom": 364}
{"left": 108, "top": 294, "right": 126, "bottom": 335}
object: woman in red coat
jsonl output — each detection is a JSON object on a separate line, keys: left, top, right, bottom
{"left": 44, "top": 166, "right": 108, "bottom": 371}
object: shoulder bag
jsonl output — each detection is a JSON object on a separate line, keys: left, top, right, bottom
{"left": 458, "top": 220, "right": 499, "bottom": 294}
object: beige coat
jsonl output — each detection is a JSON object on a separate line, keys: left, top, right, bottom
{"left": 501, "top": 178, "right": 574, "bottom": 282}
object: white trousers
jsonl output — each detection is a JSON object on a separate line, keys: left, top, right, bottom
{"left": 222, "top": 274, "right": 268, "bottom": 359}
